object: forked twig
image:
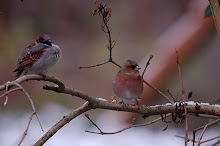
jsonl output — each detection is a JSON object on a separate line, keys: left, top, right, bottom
{"left": 79, "top": 2, "right": 119, "bottom": 69}
{"left": 3, "top": 82, "right": 44, "bottom": 145}
{"left": 196, "top": 119, "right": 220, "bottom": 146}
{"left": 13, "top": 82, "right": 43, "bottom": 130}
{"left": 85, "top": 113, "right": 171, "bottom": 135}
{"left": 0, "top": 87, "right": 22, "bottom": 99}
{"left": 85, "top": 114, "right": 104, "bottom": 135}
{"left": 79, "top": 2, "right": 174, "bottom": 104}
{"left": 176, "top": 50, "right": 188, "bottom": 145}
{"left": 18, "top": 112, "right": 35, "bottom": 146}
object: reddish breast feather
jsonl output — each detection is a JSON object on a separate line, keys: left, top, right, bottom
{"left": 113, "top": 71, "right": 143, "bottom": 99}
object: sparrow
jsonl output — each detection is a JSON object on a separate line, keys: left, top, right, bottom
{"left": 112, "top": 60, "right": 143, "bottom": 103}
{"left": 14, "top": 34, "right": 62, "bottom": 79}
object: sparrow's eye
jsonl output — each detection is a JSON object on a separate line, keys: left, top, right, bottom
{"left": 44, "top": 40, "right": 52, "bottom": 46}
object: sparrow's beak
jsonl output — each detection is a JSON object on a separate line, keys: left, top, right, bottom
{"left": 48, "top": 39, "right": 52, "bottom": 45}
{"left": 48, "top": 39, "right": 52, "bottom": 43}
{"left": 135, "top": 66, "right": 141, "bottom": 70}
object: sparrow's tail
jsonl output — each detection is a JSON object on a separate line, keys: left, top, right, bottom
{"left": 13, "top": 67, "right": 23, "bottom": 79}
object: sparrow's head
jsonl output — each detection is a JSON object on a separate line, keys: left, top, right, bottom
{"left": 36, "top": 34, "right": 52, "bottom": 46}
{"left": 121, "top": 60, "right": 141, "bottom": 76}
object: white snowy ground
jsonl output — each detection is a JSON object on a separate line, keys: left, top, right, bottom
{"left": 0, "top": 102, "right": 219, "bottom": 146}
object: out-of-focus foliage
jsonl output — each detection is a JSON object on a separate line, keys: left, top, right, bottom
{"left": 204, "top": 5, "right": 212, "bottom": 18}
{"left": 204, "top": 0, "right": 220, "bottom": 18}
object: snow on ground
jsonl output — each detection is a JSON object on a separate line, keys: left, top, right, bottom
{"left": 0, "top": 102, "right": 218, "bottom": 146}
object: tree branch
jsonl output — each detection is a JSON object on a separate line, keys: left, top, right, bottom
{"left": 1, "top": 75, "right": 219, "bottom": 118}
{"left": 0, "top": 75, "right": 65, "bottom": 92}
{"left": 34, "top": 102, "right": 92, "bottom": 146}
{"left": 209, "top": 0, "right": 220, "bottom": 39}
{"left": 42, "top": 84, "right": 220, "bottom": 117}
{"left": 0, "top": 75, "right": 219, "bottom": 145}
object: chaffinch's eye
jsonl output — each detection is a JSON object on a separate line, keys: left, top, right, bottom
{"left": 130, "top": 65, "right": 137, "bottom": 69}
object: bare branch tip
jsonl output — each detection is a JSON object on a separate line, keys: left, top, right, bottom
{"left": 85, "top": 114, "right": 89, "bottom": 118}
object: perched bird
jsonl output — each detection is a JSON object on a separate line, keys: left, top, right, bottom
{"left": 112, "top": 60, "right": 143, "bottom": 103}
{"left": 14, "top": 34, "right": 62, "bottom": 79}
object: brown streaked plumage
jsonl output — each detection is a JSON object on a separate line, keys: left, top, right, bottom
{"left": 14, "top": 35, "right": 61, "bottom": 79}
{"left": 112, "top": 60, "right": 143, "bottom": 101}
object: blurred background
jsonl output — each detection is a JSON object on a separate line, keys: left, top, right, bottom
{"left": 0, "top": 0, "right": 219, "bottom": 145}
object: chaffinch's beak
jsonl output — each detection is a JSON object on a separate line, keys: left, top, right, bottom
{"left": 135, "top": 66, "right": 141, "bottom": 70}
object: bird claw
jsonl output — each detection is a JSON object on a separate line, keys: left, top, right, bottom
{"left": 134, "top": 99, "right": 142, "bottom": 109}
{"left": 111, "top": 96, "right": 117, "bottom": 102}
{"left": 119, "top": 99, "right": 125, "bottom": 104}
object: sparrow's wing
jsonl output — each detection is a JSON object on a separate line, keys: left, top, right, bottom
{"left": 14, "top": 44, "right": 50, "bottom": 77}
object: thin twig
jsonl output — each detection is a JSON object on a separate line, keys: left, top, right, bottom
{"left": 110, "top": 60, "right": 121, "bottom": 68}
{"left": 85, "top": 114, "right": 171, "bottom": 135}
{"left": 79, "top": 2, "right": 117, "bottom": 69}
{"left": 18, "top": 112, "right": 35, "bottom": 146}
{"left": 0, "top": 87, "right": 22, "bottom": 99}
{"left": 4, "top": 81, "right": 10, "bottom": 106}
{"left": 200, "top": 136, "right": 220, "bottom": 144}
{"left": 79, "top": 61, "right": 109, "bottom": 69}
{"left": 190, "top": 113, "right": 220, "bottom": 119}
{"left": 4, "top": 82, "right": 44, "bottom": 145}
{"left": 166, "top": 88, "right": 176, "bottom": 102}
{"left": 142, "top": 54, "right": 153, "bottom": 78}
{"left": 177, "top": 135, "right": 220, "bottom": 145}
{"left": 176, "top": 135, "right": 197, "bottom": 143}
{"left": 211, "top": 139, "right": 220, "bottom": 146}
{"left": 143, "top": 80, "right": 174, "bottom": 103}
{"left": 196, "top": 119, "right": 220, "bottom": 146}
{"left": 13, "top": 82, "right": 43, "bottom": 131}
{"left": 85, "top": 114, "right": 104, "bottom": 134}
{"left": 112, "top": 32, "right": 120, "bottom": 48}
{"left": 176, "top": 50, "right": 188, "bottom": 145}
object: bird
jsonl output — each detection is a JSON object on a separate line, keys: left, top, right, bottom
{"left": 14, "top": 34, "right": 62, "bottom": 79}
{"left": 112, "top": 60, "right": 143, "bottom": 103}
